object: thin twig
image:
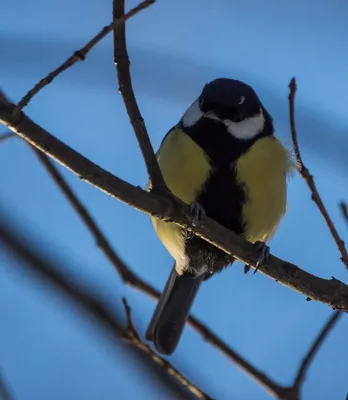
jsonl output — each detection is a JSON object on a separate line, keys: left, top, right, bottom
{"left": 0, "top": 211, "right": 208, "bottom": 400}
{"left": 112, "top": 0, "right": 166, "bottom": 189}
{"left": 293, "top": 311, "right": 342, "bottom": 390}
{"left": 122, "top": 299, "right": 214, "bottom": 400}
{"left": 288, "top": 78, "right": 348, "bottom": 270}
{"left": 0, "top": 132, "right": 15, "bottom": 142}
{"left": 2, "top": 93, "right": 348, "bottom": 313}
{"left": 1, "top": 133, "right": 282, "bottom": 397}
{"left": 15, "top": 0, "right": 155, "bottom": 112}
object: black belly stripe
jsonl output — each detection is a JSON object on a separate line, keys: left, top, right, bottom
{"left": 184, "top": 164, "right": 246, "bottom": 274}
{"left": 180, "top": 119, "right": 253, "bottom": 274}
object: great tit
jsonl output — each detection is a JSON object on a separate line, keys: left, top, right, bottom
{"left": 146, "top": 78, "right": 292, "bottom": 355}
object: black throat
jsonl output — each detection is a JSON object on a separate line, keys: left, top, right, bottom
{"left": 179, "top": 113, "right": 273, "bottom": 166}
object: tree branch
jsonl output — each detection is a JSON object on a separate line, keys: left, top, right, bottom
{"left": 288, "top": 78, "right": 348, "bottom": 270}
{"left": 0, "top": 210, "right": 210, "bottom": 400}
{"left": 292, "top": 311, "right": 342, "bottom": 390}
{"left": 2, "top": 92, "right": 348, "bottom": 314}
{"left": 112, "top": 0, "right": 166, "bottom": 189}
{"left": 122, "top": 298, "right": 213, "bottom": 400}
{"left": 15, "top": 0, "right": 155, "bottom": 112}
{"left": 1, "top": 131, "right": 285, "bottom": 398}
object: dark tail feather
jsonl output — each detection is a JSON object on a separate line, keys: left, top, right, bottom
{"left": 145, "top": 264, "right": 204, "bottom": 355}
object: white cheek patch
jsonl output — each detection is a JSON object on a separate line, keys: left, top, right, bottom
{"left": 225, "top": 109, "right": 265, "bottom": 139}
{"left": 182, "top": 99, "right": 203, "bottom": 127}
{"left": 205, "top": 108, "right": 265, "bottom": 140}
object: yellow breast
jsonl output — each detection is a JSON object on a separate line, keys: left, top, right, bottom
{"left": 236, "top": 136, "right": 293, "bottom": 243}
{"left": 149, "top": 126, "right": 211, "bottom": 271}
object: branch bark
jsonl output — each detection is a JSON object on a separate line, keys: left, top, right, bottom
{"left": 1, "top": 92, "right": 348, "bottom": 314}
{"left": 1, "top": 131, "right": 286, "bottom": 398}
{"left": 112, "top": 0, "right": 166, "bottom": 189}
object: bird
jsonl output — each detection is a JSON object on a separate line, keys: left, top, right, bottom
{"left": 145, "top": 78, "right": 293, "bottom": 355}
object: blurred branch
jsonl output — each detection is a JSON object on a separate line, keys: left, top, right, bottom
{"left": 0, "top": 132, "right": 15, "bottom": 143}
{"left": 15, "top": 0, "right": 155, "bottom": 111}
{"left": 292, "top": 311, "right": 342, "bottom": 392}
{"left": 1, "top": 92, "right": 348, "bottom": 313}
{"left": 0, "top": 372, "right": 15, "bottom": 400}
{"left": 0, "top": 209, "right": 209, "bottom": 400}
{"left": 288, "top": 78, "right": 348, "bottom": 270}
{"left": 0, "top": 127, "right": 284, "bottom": 397}
{"left": 122, "top": 299, "right": 213, "bottom": 400}
{"left": 113, "top": 0, "right": 166, "bottom": 189}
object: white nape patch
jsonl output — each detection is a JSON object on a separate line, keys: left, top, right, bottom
{"left": 182, "top": 99, "right": 203, "bottom": 127}
{"left": 206, "top": 108, "right": 265, "bottom": 140}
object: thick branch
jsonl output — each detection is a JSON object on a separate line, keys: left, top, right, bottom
{"left": 15, "top": 0, "right": 155, "bottom": 111}
{"left": 0, "top": 211, "right": 209, "bottom": 400}
{"left": 293, "top": 311, "right": 342, "bottom": 390}
{"left": 288, "top": 78, "right": 348, "bottom": 270}
{"left": 1, "top": 93, "right": 348, "bottom": 314}
{"left": 0, "top": 136, "right": 283, "bottom": 396}
{"left": 112, "top": 0, "right": 166, "bottom": 189}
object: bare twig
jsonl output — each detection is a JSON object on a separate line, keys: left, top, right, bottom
{"left": 15, "top": 0, "right": 155, "bottom": 112}
{"left": 288, "top": 78, "right": 348, "bottom": 270}
{"left": 0, "top": 211, "right": 208, "bottom": 400}
{"left": 2, "top": 92, "right": 348, "bottom": 313}
{"left": 112, "top": 0, "right": 166, "bottom": 189}
{"left": 122, "top": 299, "right": 214, "bottom": 400}
{"left": 293, "top": 311, "right": 342, "bottom": 390}
{"left": 0, "top": 372, "right": 15, "bottom": 400}
{"left": 1, "top": 131, "right": 282, "bottom": 397}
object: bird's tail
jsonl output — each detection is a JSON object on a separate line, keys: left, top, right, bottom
{"left": 145, "top": 264, "right": 205, "bottom": 355}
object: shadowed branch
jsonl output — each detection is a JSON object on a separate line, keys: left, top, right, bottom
{"left": 0, "top": 130, "right": 283, "bottom": 398}
{"left": 1, "top": 92, "right": 348, "bottom": 315}
{"left": 112, "top": 0, "right": 166, "bottom": 189}
{"left": 122, "top": 298, "right": 213, "bottom": 400}
{"left": 0, "top": 210, "right": 211, "bottom": 400}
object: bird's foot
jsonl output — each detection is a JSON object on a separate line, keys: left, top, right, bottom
{"left": 186, "top": 202, "right": 205, "bottom": 239}
{"left": 190, "top": 202, "right": 206, "bottom": 227}
{"left": 244, "top": 241, "right": 270, "bottom": 275}
{"left": 253, "top": 241, "right": 270, "bottom": 274}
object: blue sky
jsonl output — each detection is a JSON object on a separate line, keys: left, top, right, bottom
{"left": 1, "top": 0, "right": 348, "bottom": 399}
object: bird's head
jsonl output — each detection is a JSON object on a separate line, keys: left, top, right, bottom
{"left": 181, "top": 78, "right": 273, "bottom": 140}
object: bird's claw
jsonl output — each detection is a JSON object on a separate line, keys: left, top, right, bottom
{"left": 186, "top": 202, "right": 205, "bottom": 239}
{"left": 253, "top": 241, "right": 270, "bottom": 274}
{"left": 190, "top": 202, "right": 206, "bottom": 227}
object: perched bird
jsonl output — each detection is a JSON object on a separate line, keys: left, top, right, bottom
{"left": 146, "top": 78, "right": 292, "bottom": 355}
